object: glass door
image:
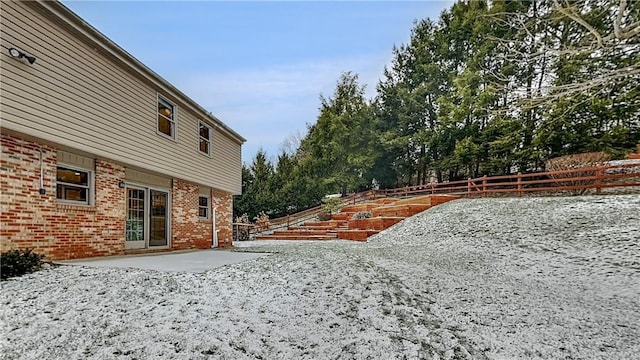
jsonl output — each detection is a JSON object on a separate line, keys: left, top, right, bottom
{"left": 149, "top": 190, "right": 169, "bottom": 247}
{"left": 125, "top": 187, "right": 170, "bottom": 249}
{"left": 125, "top": 187, "right": 146, "bottom": 249}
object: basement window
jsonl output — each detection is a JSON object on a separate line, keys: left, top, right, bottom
{"left": 157, "top": 95, "right": 176, "bottom": 140}
{"left": 199, "top": 196, "right": 210, "bottom": 219}
{"left": 56, "top": 165, "right": 92, "bottom": 205}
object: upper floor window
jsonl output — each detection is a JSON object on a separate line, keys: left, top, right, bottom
{"left": 56, "top": 165, "right": 92, "bottom": 205}
{"left": 157, "top": 95, "right": 176, "bottom": 139}
{"left": 199, "top": 122, "right": 211, "bottom": 155}
{"left": 198, "top": 196, "right": 210, "bottom": 219}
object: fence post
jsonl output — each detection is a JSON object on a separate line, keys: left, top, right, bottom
{"left": 595, "top": 166, "right": 603, "bottom": 195}
{"left": 287, "top": 215, "right": 290, "bottom": 229}
{"left": 482, "top": 175, "right": 487, "bottom": 196}
{"left": 467, "top": 178, "right": 472, "bottom": 196}
{"left": 517, "top": 172, "right": 522, "bottom": 196}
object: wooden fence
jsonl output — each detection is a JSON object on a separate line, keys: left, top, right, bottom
{"left": 380, "top": 162, "right": 640, "bottom": 198}
{"left": 244, "top": 162, "right": 639, "bottom": 239}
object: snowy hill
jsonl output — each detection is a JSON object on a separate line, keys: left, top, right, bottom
{"left": 2, "top": 195, "right": 639, "bottom": 359}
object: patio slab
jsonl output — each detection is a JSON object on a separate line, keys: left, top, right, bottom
{"left": 56, "top": 249, "right": 269, "bottom": 273}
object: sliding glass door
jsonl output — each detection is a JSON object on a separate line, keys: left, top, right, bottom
{"left": 149, "top": 190, "right": 168, "bottom": 247}
{"left": 125, "top": 186, "right": 170, "bottom": 249}
{"left": 125, "top": 187, "right": 146, "bottom": 249}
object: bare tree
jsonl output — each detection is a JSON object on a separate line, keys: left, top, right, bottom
{"left": 488, "top": 0, "right": 639, "bottom": 105}
{"left": 279, "top": 130, "right": 304, "bottom": 156}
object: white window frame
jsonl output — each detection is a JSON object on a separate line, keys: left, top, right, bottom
{"left": 56, "top": 164, "right": 94, "bottom": 206}
{"left": 198, "top": 121, "right": 212, "bottom": 156}
{"left": 157, "top": 94, "right": 177, "bottom": 141}
{"left": 198, "top": 195, "right": 210, "bottom": 219}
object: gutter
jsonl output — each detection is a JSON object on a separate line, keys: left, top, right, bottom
{"left": 31, "top": 0, "right": 246, "bottom": 145}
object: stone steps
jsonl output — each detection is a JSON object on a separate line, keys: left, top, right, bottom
{"left": 341, "top": 203, "right": 379, "bottom": 213}
{"left": 371, "top": 204, "right": 431, "bottom": 217}
{"left": 255, "top": 234, "right": 337, "bottom": 241}
{"left": 330, "top": 212, "right": 355, "bottom": 221}
{"left": 255, "top": 195, "right": 460, "bottom": 242}
{"left": 336, "top": 229, "right": 380, "bottom": 241}
{"left": 347, "top": 217, "right": 405, "bottom": 230}
{"left": 273, "top": 229, "right": 330, "bottom": 236}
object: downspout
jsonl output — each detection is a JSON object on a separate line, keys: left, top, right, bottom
{"left": 211, "top": 206, "right": 218, "bottom": 248}
{"left": 39, "top": 146, "right": 46, "bottom": 195}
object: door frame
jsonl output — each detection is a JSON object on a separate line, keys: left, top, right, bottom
{"left": 124, "top": 185, "right": 147, "bottom": 250}
{"left": 148, "top": 187, "right": 171, "bottom": 248}
{"left": 124, "top": 182, "right": 172, "bottom": 250}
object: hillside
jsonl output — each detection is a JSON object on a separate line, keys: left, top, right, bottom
{"left": 2, "top": 195, "right": 638, "bottom": 359}
{"left": 366, "top": 195, "right": 639, "bottom": 359}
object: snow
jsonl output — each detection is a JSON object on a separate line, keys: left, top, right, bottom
{"left": 1, "top": 195, "right": 639, "bottom": 359}
{"left": 57, "top": 250, "right": 269, "bottom": 273}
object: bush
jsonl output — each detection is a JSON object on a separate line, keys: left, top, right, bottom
{"left": 321, "top": 197, "right": 342, "bottom": 214}
{"left": 317, "top": 212, "right": 332, "bottom": 221}
{"left": 351, "top": 211, "right": 372, "bottom": 220}
{"left": 546, "top": 151, "right": 610, "bottom": 195}
{"left": 253, "top": 211, "right": 270, "bottom": 231}
{"left": 1, "top": 248, "right": 44, "bottom": 280}
{"left": 235, "top": 213, "right": 250, "bottom": 224}
{"left": 234, "top": 213, "right": 250, "bottom": 241}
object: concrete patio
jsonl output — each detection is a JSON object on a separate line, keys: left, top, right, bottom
{"left": 55, "top": 249, "right": 269, "bottom": 273}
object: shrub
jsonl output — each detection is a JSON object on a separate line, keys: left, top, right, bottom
{"left": 234, "top": 213, "right": 250, "bottom": 241}
{"left": 351, "top": 211, "right": 372, "bottom": 220}
{"left": 1, "top": 248, "right": 44, "bottom": 280}
{"left": 317, "top": 212, "right": 332, "bottom": 221}
{"left": 546, "top": 151, "right": 611, "bottom": 195}
{"left": 322, "top": 197, "right": 342, "bottom": 214}
{"left": 235, "top": 213, "right": 250, "bottom": 224}
{"left": 253, "top": 211, "right": 270, "bottom": 231}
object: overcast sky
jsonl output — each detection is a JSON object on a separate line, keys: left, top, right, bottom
{"left": 62, "top": 1, "right": 453, "bottom": 164}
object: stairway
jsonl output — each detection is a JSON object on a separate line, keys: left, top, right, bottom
{"left": 255, "top": 195, "right": 459, "bottom": 242}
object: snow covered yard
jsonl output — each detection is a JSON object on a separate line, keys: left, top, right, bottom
{"left": 1, "top": 195, "right": 639, "bottom": 359}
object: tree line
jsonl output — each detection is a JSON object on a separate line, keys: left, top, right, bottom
{"left": 234, "top": 0, "right": 639, "bottom": 220}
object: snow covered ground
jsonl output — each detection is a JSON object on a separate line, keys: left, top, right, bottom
{"left": 1, "top": 195, "right": 639, "bottom": 359}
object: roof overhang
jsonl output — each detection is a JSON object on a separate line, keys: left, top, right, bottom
{"left": 29, "top": 0, "right": 246, "bottom": 145}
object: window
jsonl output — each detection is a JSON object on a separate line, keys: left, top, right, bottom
{"left": 157, "top": 95, "right": 176, "bottom": 139}
{"left": 198, "top": 196, "right": 210, "bottom": 219}
{"left": 56, "top": 166, "right": 92, "bottom": 205}
{"left": 199, "top": 122, "right": 211, "bottom": 155}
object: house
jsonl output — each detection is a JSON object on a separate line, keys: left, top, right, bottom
{"left": 0, "top": 0, "right": 245, "bottom": 260}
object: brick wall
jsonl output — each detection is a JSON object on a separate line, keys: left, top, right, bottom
{"left": 170, "top": 180, "right": 235, "bottom": 249}
{"left": 1, "top": 134, "right": 237, "bottom": 260}
{"left": 1, "top": 134, "right": 125, "bottom": 260}
{"left": 212, "top": 189, "right": 233, "bottom": 248}
{"left": 171, "top": 179, "right": 213, "bottom": 250}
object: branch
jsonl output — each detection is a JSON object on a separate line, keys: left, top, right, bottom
{"left": 614, "top": 0, "right": 627, "bottom": 40}
{"left": 552, "top": 0, "right": 604, "bottom": 47}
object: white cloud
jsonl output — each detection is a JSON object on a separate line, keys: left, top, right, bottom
{"left": 179, "top": 53, "right": 389, "bottom": 162}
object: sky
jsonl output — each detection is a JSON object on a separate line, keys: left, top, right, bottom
{"left": 61, "top": 1, "right": 454, "bottom": 164}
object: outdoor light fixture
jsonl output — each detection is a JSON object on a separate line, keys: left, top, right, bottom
{"left": 8, "top": 47, "right": 36, "bottom": 65}
{"left": 118, "top": 181, "right": 126, "bottom": 188}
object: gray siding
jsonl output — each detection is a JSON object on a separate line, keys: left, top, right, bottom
{"left": 0, "top": 1, "right": 242, "bottom": 194}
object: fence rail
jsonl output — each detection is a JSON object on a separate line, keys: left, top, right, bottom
{"left": 243, "top": 162, "right": 639, "bottom": 239}
{"left": 240, "top": 191, "right": 380, "bottom": 239}
{"left": 379, "top": 163, "right": 640, "bottom": 198}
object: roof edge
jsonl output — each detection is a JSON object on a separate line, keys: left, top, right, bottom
{"left": 34, "top": 0, "right": 246, "bottom": 144}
